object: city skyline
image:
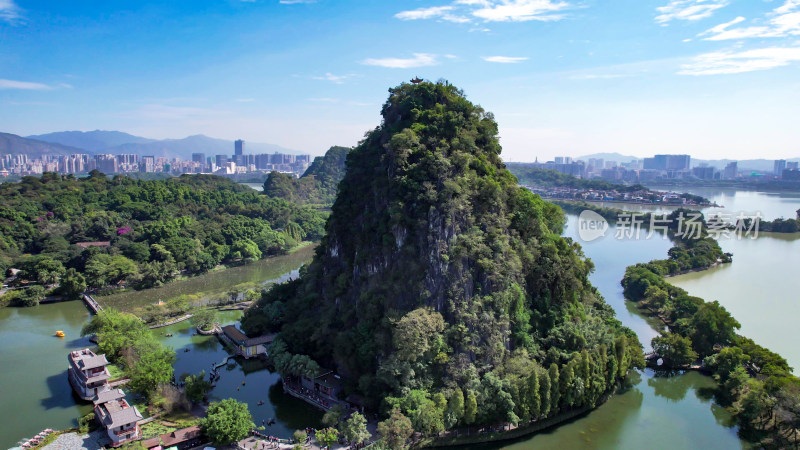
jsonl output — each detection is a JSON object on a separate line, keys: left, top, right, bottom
{"left": 2, "top": 1, "right": 800, "bottom": 161}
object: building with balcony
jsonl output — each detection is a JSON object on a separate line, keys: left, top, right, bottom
{"left": 93, "top": 389, "right": 143, "bottom": 447}
{"left": 67, "top": 348, "right": 111, "bottom": 401}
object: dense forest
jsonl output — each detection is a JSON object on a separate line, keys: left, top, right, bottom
{"left": 0, "top": 172, "right": 326, "bottom": 306}
{"left": 263, "top": 146, "right": 350, "bottom": 206}
{"left": 242, "top": 81, "right": 644, "bottom": 435}
{"left": 622, "top": 213, "right": 799, "bottom": 447}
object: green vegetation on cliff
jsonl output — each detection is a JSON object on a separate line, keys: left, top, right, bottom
{"left": 242, "top": 81, "right": 643, "bottom": 434}
{"left": 263, "top": 146, "right": 350, "bottom": 206}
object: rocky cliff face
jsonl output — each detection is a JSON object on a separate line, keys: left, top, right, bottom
{"left": 242, "top": 81, "right": 633, "bottom": 413}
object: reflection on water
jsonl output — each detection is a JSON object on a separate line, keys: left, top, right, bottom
{"left": 154, "top": 310, "right": 323, "bottom": 439}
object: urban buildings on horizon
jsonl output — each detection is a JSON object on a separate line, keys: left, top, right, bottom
{"left": 527, "top": 154, "right": 800, "bottom": 183}
{"left": 0, "top": 139, "right": 312, "bottom": 178}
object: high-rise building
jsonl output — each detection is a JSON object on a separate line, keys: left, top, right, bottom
{"left": 234, "top": 139, "right": 244, "bottom": 156}
{"left": 95, "top": 154, "right": 119, "bottom": 174}
{"left": 774, "top": 159, "right": 787, "bottom": 175}
{"left": 139, "top": 156, "right": 155, "bottom": 173}
{"left": 783, "top": 169, "right": 800, "bottom": 181}
{"left": 192, "top": 153, "right": 206, "bottom": 163}
{"left": 692, "top": 166, "right": 715, "bottom": 180}
{"left": 723, "top": 161, "right": 738, "bottom": 180}
{"left": 788, "top": 162, "right": 799, "bottom": 170}
{"left": 215, "top": 155, "right": 228, "bottom": 168}
{"left": 644, "top": 154, "right": 690, "bottom": 171}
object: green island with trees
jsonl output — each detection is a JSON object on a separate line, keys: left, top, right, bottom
{"left": 621, "top": 211, "right": 799, "bottom": 447}
{"left": 241, "top": 81, "right": 646, "bottom": 446}
{"left": 0, "top": 172, "right": 326, "bottom": 313}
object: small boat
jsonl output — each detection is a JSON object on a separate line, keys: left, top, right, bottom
{"left": 55, "top": 330, "right": 65, "bottom": 338}
{"left": 184, "top": 348, "right": 190, "bottom": 352}
{"left": 257, "top": 400, "right": 264, "bottom": 406}
{"left": 165, "top": 333, "right": 173, "bottom": 337}
{"left": 268, "top": 418, "right": 276, "bottom": 426}
{"left": 242, "top": 380, "right": 246, "bottom": 385}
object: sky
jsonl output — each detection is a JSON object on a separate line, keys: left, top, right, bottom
{"left": 1, "top": 0, "right": 799, "bottom": 162}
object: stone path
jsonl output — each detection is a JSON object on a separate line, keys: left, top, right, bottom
{"left": 41, "top": 431, "right": 108, "bottom": 450}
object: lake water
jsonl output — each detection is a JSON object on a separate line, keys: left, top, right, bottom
{"left": 0, "top": 301, "right": 95, "bottom": 448}
{"left": 0, "top": 250, "right": 318, "bottom": 448}
{"left": 153, "top": 311, "right": 323, "bottom": 437}
{"left": 98, "top": 245, "right": 315, "bottom": 313}
{"left": 499, "top": 213, "right": 745, "bottom": 450}
{"left": 506, "top": 187, "right": 800, "bottom": 449}
{"left": 652, "top": 186, "right": 800, "bottom": 221}
{"left": 670, "top": 232, "right": 800, "bottom": 370}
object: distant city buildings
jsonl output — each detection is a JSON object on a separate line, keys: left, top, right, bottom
{"left": 720, "top": 162, "right": 736, "bottom": 180}
{"left": 774, "top": 159, "right": 787, "bottom": 175}
{"left": 643, "top": 154, "right": 691, "bottom": 171}
{"left": 528, "top": 157, "right": 586, "bottom": 178}
{"left": 0, "top": 139, "right": 312, "bottom": 178}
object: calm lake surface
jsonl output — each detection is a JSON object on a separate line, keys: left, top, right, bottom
{"left": 98, "top": 245, "right": 315, "bottom": 312}
{"left": 0, "top": 249, "right": 317, "bottom": 448}
{"left": 653, "top": 185, "right": 800, "bottom": 221}
{"left": 507, "top": 188, "right": 800, "bottom": 449}
{"left": 500, "top": 213, "right": 745, "bottom": 450}
{"left": 671, "top": 232, "right": 800, "bottom": 370}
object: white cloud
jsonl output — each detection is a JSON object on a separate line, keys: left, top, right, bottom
{"left": 679, "top": 46, "right": 800, "bottom": 75}
{"left": 655, "top": 0, "right": 729, "bottom": 24}
{"left": 395, "top": 0, "right": 570, "bottom": 24}
{"left": 482, "top": 55, "right": 528, "bottom": 63}
{"left": 472, "top": 0, "right": 569, "bottom": 22}
{"left": 699, "top": 1, "right": 800, "bottom": 40}
{"left": 0, "top": 79, "right": 55, "bottom": 90}
{"left": 361, "top": 53, "right": 439, "bottom": 69}
{"left": 311, "top": 72, "right": 354, "bottom": 84}
{"left": 0, "top": 0, "right": 21, "bottom": 23}
{"left": 395, "top": 6, "right": 454, "bottom": 20}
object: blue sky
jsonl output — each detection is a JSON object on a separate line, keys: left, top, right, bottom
{"left": 1, "top": 0, "right": 799, "bottom": 161}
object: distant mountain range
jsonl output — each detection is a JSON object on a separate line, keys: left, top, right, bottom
{"left": 0, "top": 132, "right": 85, "bottom": 158}
{"left": 1, "top": 130, "right": 302, "bottom": 160}
{"left": 576, "top": 153, "right": 799, "bottom": 172}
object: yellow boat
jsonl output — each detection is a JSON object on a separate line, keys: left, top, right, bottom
{"left": 55, "top": 330, "right": 65, "bottom": 338}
